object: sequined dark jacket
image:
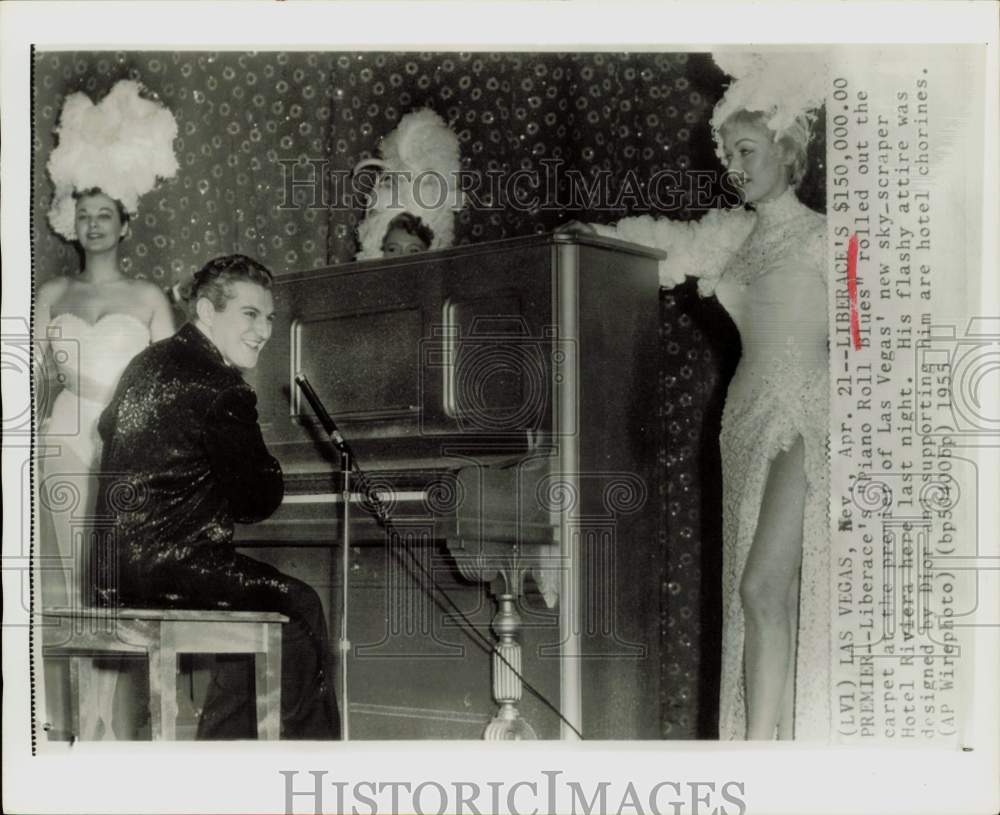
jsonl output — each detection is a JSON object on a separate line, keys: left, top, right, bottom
{"left": 94, "top": 323, "right": 283, "bottom": 600}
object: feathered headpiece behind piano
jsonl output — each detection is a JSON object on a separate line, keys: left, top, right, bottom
{"left": 354, "top": 108, "right": 464, "bottom": 259}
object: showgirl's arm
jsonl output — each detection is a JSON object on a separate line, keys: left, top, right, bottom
{"left": 558, "top": 218, "right": 672, "bottom": 254}
{"left": 587, "top": 209, "right": 755, "bottom": 292}
{"left": 33, "top": 277, "right": 69, "bottom": 351}
{"left": 32, "top": 277, "right": 70, "bottom": 421}
{"left": 146, "top": 282, "right": 176, "bottom": 341}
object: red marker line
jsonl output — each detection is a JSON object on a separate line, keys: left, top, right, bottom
{"left": 847, "top": 233, "right": 862, "bottom": 350}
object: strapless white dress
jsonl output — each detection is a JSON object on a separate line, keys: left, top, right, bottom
{"left": 38, "top": 312, "right": 152, "bottom": 608}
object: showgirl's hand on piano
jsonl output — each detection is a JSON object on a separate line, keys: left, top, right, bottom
{"left": 556, "top": 220, "right": 597, "bottom": 236}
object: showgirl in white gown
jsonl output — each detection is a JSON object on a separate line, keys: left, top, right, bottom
{"left": 35, "top": 192, "right": 175, "bottom": 742}
{"left": 35, "top": 80, "right": 178, "bottom": 741}
{"left": 593, "top": 185, "right": 829, "bottom": 739}
{"left": 39, "top": 312, "right": 153, "bottom": 608}
{"left": 574, "top": 53, "right": 831, "bottom": 739}
{"left": 709, "top": 189, "right": 829, "bottom": 740}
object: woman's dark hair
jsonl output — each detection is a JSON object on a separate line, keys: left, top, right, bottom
{"left": 382, "top": 212, "right": 434, "bottom": 250}
{"left": 182, "top": 254, "right": 274, "bottom": 319}
{"left": 72, "top": 187, "right": 130, "bottom": 225}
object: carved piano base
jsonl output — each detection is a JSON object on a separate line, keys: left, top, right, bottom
{"left": 484, "top": 703, "right": 537, "bottom": 741}
{"left": 484, "top": 593, "right": 536, "bottom": 740}
{"left": 447, "top": 517, "right": 555, "bottom": 740}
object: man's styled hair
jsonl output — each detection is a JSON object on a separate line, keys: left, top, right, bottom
{"left": 185, "top": 254, "right": 274, "bottom": 318}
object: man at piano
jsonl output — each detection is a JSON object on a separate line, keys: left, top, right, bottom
{"left": 93, "top": 253, "right": 340, "bottom": 740}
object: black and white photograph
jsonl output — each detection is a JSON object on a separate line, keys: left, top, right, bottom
{"left": 2, "top": 3, "right": 998, "bottom": 814}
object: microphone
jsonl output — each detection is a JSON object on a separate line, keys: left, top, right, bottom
{"left": 294, "top": 374, "right": 347, "bottom": 450}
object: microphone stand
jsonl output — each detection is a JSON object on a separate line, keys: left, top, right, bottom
{"left": 294, "top": 374, "right": 586, "bottom": 742}
{"left": 294, "top": 375, "right": 359, "bottom": 742}
{"left": 337, "top": 446, "right": 351, "bottom": 742}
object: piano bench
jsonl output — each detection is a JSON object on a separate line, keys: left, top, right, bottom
{"left": 41, "top": 606, "right": 288, "bottom": 741}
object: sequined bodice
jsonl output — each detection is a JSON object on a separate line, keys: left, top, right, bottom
{"left": 718, "top": 189, "right": 828, "bottom": 372}
{"left": 48, "top": 312, "right": 151, "bottom": 405}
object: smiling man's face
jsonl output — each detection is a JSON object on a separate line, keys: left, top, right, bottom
{"left": 199, "top": 280, "right": 275, "bottom": 370}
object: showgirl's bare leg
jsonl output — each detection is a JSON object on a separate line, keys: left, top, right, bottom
{"left": 92, "top": 662, "right": 118, "bottom": 739}
{"left": 777, "top": 575, "right": 800, "bottom": 739}
{"left": 740, "top": 436, "right": 807, "bottom": 740}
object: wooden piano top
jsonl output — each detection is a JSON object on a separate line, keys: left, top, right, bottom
{"left": 273, "top": 232, "right": 665, "bottom": 286}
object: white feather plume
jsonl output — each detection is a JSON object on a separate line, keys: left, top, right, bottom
{"left": 710, "top": 51, "right": 827, "bottom": 162}
{"left": 355, "top": 108, "right": 464, "bottom": 259}
{"left": 46, "top": 80, "right": 179, "bottom": 241}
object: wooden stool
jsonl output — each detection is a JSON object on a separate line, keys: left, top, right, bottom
{"left": 42, "top": 606, "right": 287, "bottom": 740}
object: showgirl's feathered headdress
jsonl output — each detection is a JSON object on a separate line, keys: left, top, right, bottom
{"left": 47, "top": 79, "right": 179, "bottom": 241}
{"left": 354, "top": 108, "right": 464, "bottom": 259}
{"left": 710, "top": 51, "right": 827, "bottom": 162}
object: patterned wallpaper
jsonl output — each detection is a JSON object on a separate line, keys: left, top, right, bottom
{"left": 32, "top": 50, "right": 826, "bottom": 739}
{"left": 34, "top": 52, "right": 337, "bottom": 285}
{"left": 35, "top": 51, "right": 825, "bottom": 285}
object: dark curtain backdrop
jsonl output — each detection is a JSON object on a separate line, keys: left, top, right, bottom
{"left": 32, "top": 50, "right": 825, "bottom": 739}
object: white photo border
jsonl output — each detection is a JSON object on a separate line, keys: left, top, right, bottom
{"left": 3, "top": 3, "right": 998, "bottom": 814}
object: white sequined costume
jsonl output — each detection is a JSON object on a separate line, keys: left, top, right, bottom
{"left": 39, "top": 312, "right": 152, "bottom": 608}
{"left": 596, "top": 188, "right": 830, "bottom": 739}
{"left": 36, "top": 312, "right": 151, "bottom": 742}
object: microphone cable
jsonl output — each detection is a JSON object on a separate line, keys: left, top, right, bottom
{"left": 346, "top": 456, "right": 584, "bottom": 740}
{"left": 295, "top": 374, "right": 584, "bottom": 740}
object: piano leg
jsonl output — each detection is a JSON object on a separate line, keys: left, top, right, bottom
{"left": 446, "top": 537, "right": 546, "bottom": 740}
{"left": 483, "top": 592, "right": 536, "bottom": 741}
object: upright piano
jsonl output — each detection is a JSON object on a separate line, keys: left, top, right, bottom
{"left": 236, "top": 232, "right": 664, "bottom": 739}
